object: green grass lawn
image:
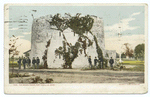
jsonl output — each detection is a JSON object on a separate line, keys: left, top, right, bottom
{"left": 123, "top": 64, "right": 144, "bottom": 71}
{"left": 9, "top": 60, "right": 144, "bottom": 71}
{"left": 9, "top": 73, "right": 30, "bottom": 78}
{"left": 120, "top": 60, "right": 144, "bottom": 65}
{"left": 119, "top": 60, "right": 144, "bottom": 71}
{"left": 9, "top": 62, "right": 19, "bottom": 67}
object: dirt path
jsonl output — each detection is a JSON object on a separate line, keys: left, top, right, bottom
{"left": 9, "top": 68, "right": 144, "bottom": 83}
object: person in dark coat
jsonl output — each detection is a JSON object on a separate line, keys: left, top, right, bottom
{"left": 88, "top": 56, "right": 92, "bottom": 69}
{"left": 26, "top": 57, "right": 31, "bottom": 68}
{"left": 22, "top": 57, "right": 26, "bottom": 69}
{"left": 17, "top": 57, "right": 22, "bottom": 69}
{"left": 99, "top": 56, "right": 103, "bottom": 69}
{"left": 36, "top": 57, "right": 40, "bottom": 69}
{"left": 94, "top": 57, "right": 98, "bottom": 68}
{"left": 109, "top": 57, "right": 114, "bottom": 68}
{"left": 32, "top": 57, "right": 36, "bottom": 69}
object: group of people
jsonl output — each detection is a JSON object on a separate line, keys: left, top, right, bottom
{"left": 17, "top": 57, "right": 40, "bottom": 69}
{"left": 88, "top": 56, "right": 114, "bottom": 69}
{"left": 18, "top": 56, "right": 114, "bottom": 69}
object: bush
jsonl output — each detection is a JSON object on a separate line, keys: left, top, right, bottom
{"left": 28, "top": 76, "right": 54, "bottom": 83}
{"left": 113, "top": 64, "right": 126, "bottom": 71}
{"left": 45, "top": 78, "right": 53, "bottom": 83}
{"left": 29, "top": 76, "right": 43, "bottom": 83}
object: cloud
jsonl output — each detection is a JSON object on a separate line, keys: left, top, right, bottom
{"left": 9, "top": 35, "right": 24, "bottom": 40}
{"left": 9, "top": 36, "right": 30, "bottom": 57}
{"left": 104, "top": 12, "right": 141, "bottom": 35}
{"left": 9, "top": 35, "right": 30, "bottom": 56}
{"left": 17, "top": 39, "right": 31, "bottom": 56}
{"left": 131, "top": 12, "right": 141, "bottom": 17}
{"left": 9, "top": 28, "right": 19, "bottom": 31}
{"left": 105, "top": 34, "right": 145, "bottom": 53}
{"left": 23, "top": 32, "right": 31, "bottom": 35}
{"left": 16, "top": 36, "right": 24, "bottom": 39}
{"left": 9, "top": 38, "right": 31, "bottom": 57}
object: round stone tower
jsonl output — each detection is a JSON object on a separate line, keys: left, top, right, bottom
{"left": 30, "top": 14, "right": 112, "bottom": 68}
{"left": 30, "top": 16, "right": 52, "bottom": 63}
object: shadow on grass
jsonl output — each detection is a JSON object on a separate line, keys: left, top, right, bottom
{"left": 123, "top": 65, "right": 144, "bottom": 72}
{"left": 9, "top": 73, "right": 30, "bottom": 78}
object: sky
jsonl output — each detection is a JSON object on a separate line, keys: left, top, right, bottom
{"left": 8, "top": 5, "right": 145, "bottom": 55}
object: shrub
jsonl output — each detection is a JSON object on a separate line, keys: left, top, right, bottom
{"left": 45, "top": 78, "right": 53, "bottom": 83}
{"left": 30, "top": 76, "right": 43, "bottom": 83}
{"left": 28, "top": 76, "right": 54, "bottom": 83}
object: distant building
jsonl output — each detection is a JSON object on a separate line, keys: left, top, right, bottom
{"left": 23, "top": 50, "right": 31, "bottom": 57}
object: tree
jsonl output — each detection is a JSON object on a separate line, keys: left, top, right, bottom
{"left": 123, "top": 43, "right": 134, "bottom": 58}
{"left": 42, "top": 38, "right": 52, "bottom": 69}
{"left": 134, "top": 43, "right": 144, "bottom": 60}
{"left": 9, "top": 35, "right": 21, "bottom": 74}
{"left": 121, "top": 53, "right": 126, "bottom": 58}
{"left": 116, "top": 53, "right": 119, "bottom": 58}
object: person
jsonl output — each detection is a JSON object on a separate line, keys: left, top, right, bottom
{"left": 32, "top": 57, "right": 36, "bottom": 69}
{"left": 99, "top": 56, "right": 103, "bottom": 69}
{"left": 36, "top": 57, "right": 40, "bottom": 69}
{"left": 109, "top": 57, "right": 114, "bottom": 69}
{"left": 94, "top": 57, "right": 98, "bottom": 68}
{"left": 17, "top": 57, "right": 22, "bottom": 69}
{"left": 22, "top": 57, "right": 26, "bottom": 69}
{"left": 26, "top": 57, "right": 31, "bottom": 68}
{"left": 88, "top": 56, "right": 92, "bottom": 69}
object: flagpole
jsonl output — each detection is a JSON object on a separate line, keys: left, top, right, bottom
{"left": 118, "top": 14, "right": 122, "bottom": 63}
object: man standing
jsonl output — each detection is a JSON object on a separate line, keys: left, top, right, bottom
{"left": 88, "top": 56, "right": 92, "bottom": 69}
{"left": 27, "top": 57, "right": 31, "bottom": 68}
{"left": 36, "top": 57, "right": 40, "bottom": 69}
{"left": 99, "top": 56, "right": 103, "bottom": 69}
{"left": 94, "top": 57, "right": 98, "bottom": 68}
{"left": 22, "top": 57, "right": 26, "bottom": 69}
{"left": 17, "top": 57, "right": 22, "bottom": 69}
{"left": 32, "top": 57, "right": 36, "bottom": 69}
{"left": 109, "top": 57, "right": 114, "bottom": 69}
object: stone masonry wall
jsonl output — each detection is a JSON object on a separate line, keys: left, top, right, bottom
{"left": 30, "top": 14, "right": 116, "bottom": 68}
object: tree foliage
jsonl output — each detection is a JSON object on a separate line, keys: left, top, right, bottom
{"left": 9, "top": 35, "right": 21, "bottom": 74}
{"left": 121, "top": 53, "right": 126, "bottom": 58}
{"left": 68, "top": 14, "right": 94, "bottom": 35}
{"left": 50, "top": 13, "right": 68, "bottom": 32}
{"left": 134, "top": 43, "right": 144, "bottom": 60}
{"left": 9, "top": 35, "right": 20, "bottom": 57}
{"left": 42, "top": 38, "right": 52, "bottom": 69}
{"left": 123, "top": 43, "right": 134, "bottom": 58}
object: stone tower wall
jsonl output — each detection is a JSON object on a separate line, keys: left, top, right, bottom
{"left": 31, "top": 15, "right": 115, "bottom": 68}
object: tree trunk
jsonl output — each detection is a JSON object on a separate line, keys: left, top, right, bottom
{"left": 44, "top": 61, "right": 48, "bottom": 69}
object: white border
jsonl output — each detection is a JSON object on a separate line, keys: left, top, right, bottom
{"left": 1, "top": 1, "right": 150, "bottom": 96}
